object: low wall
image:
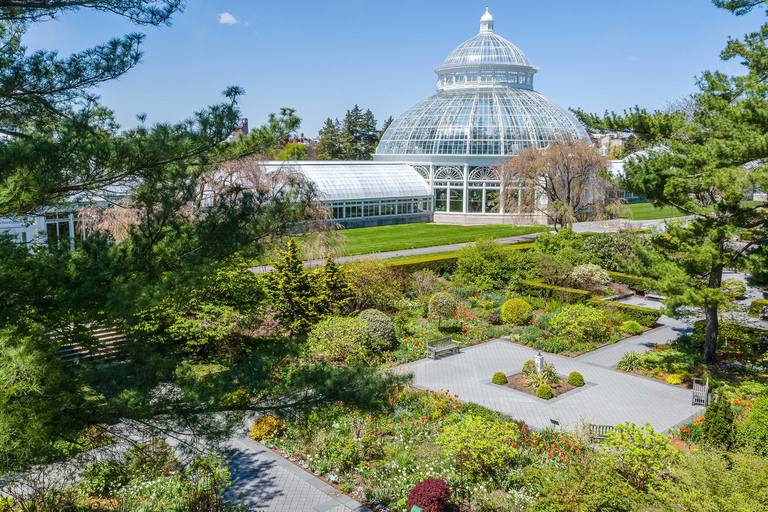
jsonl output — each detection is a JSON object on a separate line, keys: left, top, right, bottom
{"left": 336, "top": 212, "right": 433, "bottom": 229}
{"left": 433, "top": 212, "right": 545, "bottom": 225}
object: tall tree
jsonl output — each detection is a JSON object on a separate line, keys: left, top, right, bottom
{"left": 572, "top": 0, "right": 768, "bottom": 363}
{"left": 317, "top": 117, "right": 344, "bottom": 160}
{"left": 500, "top": 139, "right": 613, "bottom": 229}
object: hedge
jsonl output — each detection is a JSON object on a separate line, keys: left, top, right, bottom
{"left": 588, "top": 299, "right": 662, "bottom": 327}
{"left": 390, "top": 242, "right": 535, "bottom": 274}
{"left": 749, "top": 299, "right": 768, "bottom": 318}
{"left": 607, "top": 271, "right": 646, "bottom": 290}
{"left": 519, "top": 279, "right": 592, "bottom": 303}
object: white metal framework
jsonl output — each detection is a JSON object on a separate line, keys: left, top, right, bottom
{"left": 374, "top": 9, "right": 589, "bottom": 220}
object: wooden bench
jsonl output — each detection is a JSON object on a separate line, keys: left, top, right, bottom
{"left": 589, "top": 424, "right": 616, "bottom": 443}
{"left": 426, "top": 336, "right": 460, "bottom": 359}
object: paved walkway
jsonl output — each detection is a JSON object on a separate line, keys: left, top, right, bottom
{"left": 227, "top": 438, "right": 370, "bottom": 512}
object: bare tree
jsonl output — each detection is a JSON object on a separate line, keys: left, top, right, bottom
{"left": 500, "top": 138, "right": 613, "bottom": 229}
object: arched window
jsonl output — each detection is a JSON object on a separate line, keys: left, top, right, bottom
{"left": 433, "top": 166, "right": 464, "bottom": 213}
{"left": 413, "top": 165, "right": 430, "bottom": 180}
{"left": 468, "top": 167, "right": 500, "bottom": 181}
{"left": 435, "top": 166, "right": 464, "bottom": 180}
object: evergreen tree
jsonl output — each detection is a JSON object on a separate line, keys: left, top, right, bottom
{"left": 317, "top": 117, "right": 343, "bottom": 160}
{"left": 702, "top": 397, "right": 734, "bottom": 448}
{"left": 267, "top": 239, "right": 320, "bottom": 334}
{"left": 316, "top": 253, "right": 352, "bottom": 315}
{"left": 360, "top": 108, "right": 378, "bottom": 159}
{"left": 573, "top": 1, "right": 768, "bottom": 362}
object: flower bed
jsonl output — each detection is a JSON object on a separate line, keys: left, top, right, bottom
{"left": 497, "top": 372, "right": 579, "bottom": 399}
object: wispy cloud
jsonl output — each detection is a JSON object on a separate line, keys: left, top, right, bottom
{"left": 218, "top": 12, "right": 237, "bottom": 25}
{"left": 628, "top": 56, "right": 636, "bottom": 61}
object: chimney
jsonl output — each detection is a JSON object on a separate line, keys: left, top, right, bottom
{"left": 240, "top": 118, "right": 248, "bottom": 136}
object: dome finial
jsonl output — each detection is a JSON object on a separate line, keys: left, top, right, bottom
{"left": 480, "top": 7, "right": 494, "bottom": 33}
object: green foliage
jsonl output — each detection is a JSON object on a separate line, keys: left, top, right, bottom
{"left": 80, "top": 459, "right": 130, "bottom": 498}
{"left": 721, "top": 278, "right": 746, "bottom": 298}
{"left": 316, "top": 254, "right": 353, "bottom": 315}
{"left": 588, "top": 299, "right": 662, "bottom": 327}
{"left": 702, "top": 398, "right": 735, "bottom": 448}
{"left": 272, "top": 141, "right": 307, "bottom": 160}
{"left": 492, "top": 372, "right": 509, "bottom": 385}
{"left": 748, "top": 298, "right": 768, "bottom": 317}
{"left": 741, "top": 396, "right": 768, "bottom": 455}
{"left": 550, "top": 304, "right": 609, "bottom": 344}
{"left": 317, "top": 106, "right": 383, "bottom": 161}
{"left": 536, "top": 384, "right": 554, "bottom": 399}
{"left": 621, "top": 320, "right": 643, "bottom": 335}
{"left": 455, "top": 238, "right": 539, "bottom": 290}
{"left": 567, "top": 371, "right": 585, "bottom": 387}
{"left": 436, "top": 415, "right": 518, "bottom": 477}
{"left": 358, "top": 309, "right": 398, "bottom": 353}
{"left": 267, "top": 239, "right": 321, "bottom": 334}
{"left": 666, "top": 374, "right": 683, "bottom": 385}
{"left": 390, "top": 253, "right": 459, "bottom": 275}
{"left": 345, "top": 259, "right": 404, "bottom": 311}
{"left": 606, "top": 270, "right": 646, "bottom": 290}
{"left": 650, "top": 448, "right": 768, "bottom": 512}
{"left": 501, "top": 298, "right": 532, "bottom": 326}
{"left": 603, "top": 422, "right": 676, "bottom": 490}
{"left": 693, "top": 320, "right": 768, "bottom": 355}
{"left": 519, "top": 279, "right": 592, "bottom": 303}
{"left": 125, "top": 440, "right": 179, "bottom": 477}
{"left": 545, "top": 336, "right": 571, "bottom": 354}
{"left": 533, "top": 229, "right": 584, "bottom": 255}
{"left": 308, "top": 316, "right": 370, "bottom": 363}
{"left": 580, "top": 233, "right": 651, "bottom": 273}
{"left": 570, "top": 263, "right": 610, "bottom": 290}
{"left": 428, "top": 292, "right": 457, "bottom": 327}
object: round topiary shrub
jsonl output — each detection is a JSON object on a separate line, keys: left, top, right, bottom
{"left": 570, "top": 263, "right": 610, "bottom": 290}
{"left": 567, "top": 371, "right": 584, "bottom": 387}
{"left": 492, "top": 372, "right": 508, "bottom": 385}
{"left": 501, "top": 298, "right": 532, "bottom": 326}
{"left": 250, "top": 415, "right": 286, "bottom": 441}
{"left": 621, "top": 320, "right": 643, "bottom": 335}
{"left": 522, "top": 360, "right": 535, "bottom": 373}
{"left": 406, "top": 477, "right": 451, "bottom": 512}
{"left": 358, "top": 309, "right": 397, "bottom": 353}
{"left": 536, "top": 384, "right": 554, "bottom": 399}
{"left": 428, "top": 292, "right": 457, "bottom": 327}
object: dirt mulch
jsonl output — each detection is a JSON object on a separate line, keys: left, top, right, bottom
{"left": 501, "top": 372, "right": 579, "bottom": 399}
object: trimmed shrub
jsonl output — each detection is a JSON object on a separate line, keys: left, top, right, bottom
{"left": 607, "top": 271, "right": 645, "bottom": 290}
{"left": 358, "top": 309, "right": 397, "bottom": 353}
{"left": 537, "top": 384, "right": 554, "bottom": 399}
{"left": 616, "top": 351, "right": 643, "bottom": 372}
{"left": 567, "top": 371, "right": 585, "bottom": 387}
{"left": 519, "top": 279, "right": 592, "bottom": 303}
{"left": 250, "top": 415, "right": 286, "bottom": 441}
{"left": 589, "top": 299, "right": 662, "bottom": 327}
{"left": 406, "top": 478, "right": 451, "bottom": 512}
{"left": 391, "top": 254, "right": 458, "bottom": 274}
{"left": 501, "top": 298, "right": 532, "bottom": 325}
{"left": 702, "top": 398, "right": 734, "bottom": 448}
{"left": 570, "top": 263, "right": 611, "bottom": 289}
{"left": 621, "top": 320, "right": 644, "bottom": 335}
{"left": 748, "top": 299, "right": 768, "bottom": 318}
{"left": 492, "top": 372, "right": 508, "bottom": 385}
{"left": 721, "top": 278, "right": 746, "bottom": 298}
{"left": 428, "top": 292, "right": 457, "bottom": 326}
{"left": 308, "top": 316, "right": 369, "bottom": 363}
{"left": 523, "top": 360, "right": 535, "bottom": 373}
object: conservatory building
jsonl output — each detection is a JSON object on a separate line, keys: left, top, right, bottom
{"left": 374, "top": 8, "right": 590, "bottom": 224}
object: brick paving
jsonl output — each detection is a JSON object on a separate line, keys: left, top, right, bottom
{"left": 227, "top": 437, "right": 371, "bottom": 512}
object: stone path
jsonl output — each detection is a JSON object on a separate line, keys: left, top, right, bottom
{"left": 227, "top": 438, "right": 370, "bottom": 512}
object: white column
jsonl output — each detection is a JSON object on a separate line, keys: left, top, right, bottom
{"left": 463, "top": 165, "right": 469, "bottom": 214}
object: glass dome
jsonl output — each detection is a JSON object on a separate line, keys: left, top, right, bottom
{"left": 375, "top": 9, "right": 588, "bottom": 159}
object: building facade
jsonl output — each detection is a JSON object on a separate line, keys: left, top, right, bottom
{"left": 374, "top": 9, "right": 591, "bottom": 224}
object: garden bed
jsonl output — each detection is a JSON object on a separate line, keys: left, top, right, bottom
{"left": 498, "top": 372, "right": 579, "bottom": 398}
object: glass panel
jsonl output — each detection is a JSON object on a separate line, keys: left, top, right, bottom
{"left": 485, "top": 190, "right": 500, "bottom": 213}
{"left": 468, "top": 189, "right": 483, "bottom": 213}
{"left": 449, "top": 189, "right": 464, "bottom": 213}
{"left": 398, "top": 201, "right": 413, "bottom": 215}
{"left": 345, "top": 206, "right": 361, "bottom": 218}
{"left": 435, "top": 189, "right": 447, "bottom": 212}
{"left": 46, "top": 223, "right": 58, "bottom": 249}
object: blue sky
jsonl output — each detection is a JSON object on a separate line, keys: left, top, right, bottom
{"left": 24, "top": 1, "right": 765, "bottom": 136}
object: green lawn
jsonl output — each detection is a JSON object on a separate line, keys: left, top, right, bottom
{"left": 623, "top": 201, "right": 762, "bottom": 220}
{"left": 339, "top": 223, "right": 546, "bottom": 255}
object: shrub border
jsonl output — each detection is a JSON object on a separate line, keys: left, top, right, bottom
{"left": 389, "top": 242, "right": 534, "bottom": 274}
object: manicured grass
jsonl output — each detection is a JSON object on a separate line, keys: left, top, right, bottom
{"left": 340, "top": 223, "right": 546, "bottom": 255}
{"left": 623, "top": 201, "right": 762, "bottom": 220}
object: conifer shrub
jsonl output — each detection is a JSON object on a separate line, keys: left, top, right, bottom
{"left": 501, "top": 298, "right": 533, "bottom": 325}
{"left": 492, "top": 372, "right": 508, "bottom": 385}
{"left": 406, "top": 478, "right": 451, "bottom": 512}
{"left": 621, "top": 320, "right": 643, "bottom": 335}
{"left": 567, "top": 371, "right": 584, "bottom": 387}
{"left": 250, "top": 415, "right": 286, "bottom": 441}
{"left": 536, "top": 384, "right": 554, "bottom": 399}
{"left": 428, "top": 292, "right": 457, "bottom": 327}
{"left": 522, "top": 360, "right": 535, "bottom": 373}
{"left": 743, "top": 397, "right": 768, "bottom": 455}
{"left": 702, "top": 397, "right": 734, "bottom": 448}
{"left": 358, "top": 309, "right": 397, "bottom": 353}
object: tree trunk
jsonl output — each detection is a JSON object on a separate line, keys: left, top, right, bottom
{"left": 703, "top": 300, "right": 718, "bottom": 364}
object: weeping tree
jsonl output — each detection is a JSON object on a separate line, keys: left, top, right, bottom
{"left": 572, "top": 0, "right": 768, "bottom": 363}
{"left": 500, "top": 138, "right": 614, "bottom": 229}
